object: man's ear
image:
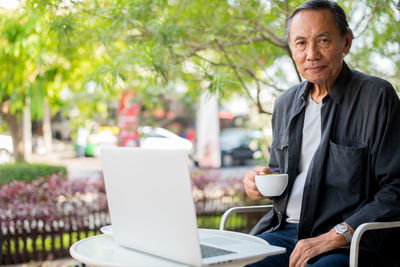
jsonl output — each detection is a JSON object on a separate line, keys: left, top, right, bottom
{"left": 343, "top": 28, "right": 353, "bottom": 55}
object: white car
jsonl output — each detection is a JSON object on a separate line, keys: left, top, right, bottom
{"left": 0, "top": 135, "right": 13, "bottom": 164}
{"left": 86, "top": 126, "right": 194, "bottom": 157}
{"left": 139, "top": 126, "right": 193, "bottom": 153}
{"left": 52, "top": 119, "right": 72, "bottom": 140}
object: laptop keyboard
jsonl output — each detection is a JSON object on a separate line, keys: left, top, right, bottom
{"left": 200, "top": 244, "right": 236, "bottom": 259}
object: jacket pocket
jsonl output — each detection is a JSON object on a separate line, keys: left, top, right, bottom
{"left": 326, "top": 139, "right": 367, "bottom": 196}
{"left": 270, "top": 133, "right": 289, "bottom": 173}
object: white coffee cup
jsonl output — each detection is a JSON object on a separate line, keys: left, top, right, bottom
{"left": 255, "top": 174, "right": 288, "bottom": 197}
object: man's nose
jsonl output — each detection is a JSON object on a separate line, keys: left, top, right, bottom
{"left": 306, "top": 43, "right": 320, "bottom": 61}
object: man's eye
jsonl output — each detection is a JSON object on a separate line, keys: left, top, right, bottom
{"left": 296, "top": 41, "right": 305, "bottom": 46}
{"left": 319, "top": 38, "right": 330, "bottom": 48}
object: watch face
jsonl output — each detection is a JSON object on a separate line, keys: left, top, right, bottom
{"left": 337, "top": 224, "right": 347, "bottom": 232}
{"left": 335, "top": 224, "right": 352, "bottom": 244}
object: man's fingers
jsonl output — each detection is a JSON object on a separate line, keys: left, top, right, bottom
{"left": 245, "top": 185, "right": 262, "bottom": 196}
{"left": 290, "top": 240, "right": 316, "bottom": 267}
{"left": 243, "top": 166, "right": 271, "bottom": 200}
{"left": 290, "top": 252, "right": 307, "bottom": 267}
{"left": 258, "top": 166, "right": 271, "bottom": 175}
{"left": 243, "top": 176, "right": 264, "bottom": 200}
{"left": 243, "top": 173, "right": 256, "bottom": 187}
{"left": 244, "top": 168, "right": 258, "bottom": 181}
{"left": 243, "top": 166, "right": 271, "bottom": 181}
{"left": 289, "top": 248, "right": 300, "bottom": 267}
{"left": 243, "top": 183, "right": 264, "bottom": 200}
{"left": 296, "top": 254, "right": 309, "bottom": 267}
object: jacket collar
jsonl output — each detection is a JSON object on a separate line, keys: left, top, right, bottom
{"left": 297, "top": 61, "right": 352, "bottom": 105}
{"left": 327, "top": 61, "right": 352, "bottom": 104}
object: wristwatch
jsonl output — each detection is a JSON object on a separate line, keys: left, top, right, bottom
{"left": 334, "top": 223, "right": 352, "bottom": 244}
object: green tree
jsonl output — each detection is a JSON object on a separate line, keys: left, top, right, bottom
{"left": 1, "top": 0, "right": 399, "bottom": 161}
{"left": 0, "top": 4, "right": 88, "bottom": 161}
{"left": 0, "top": 9, "right": 46, "bottom": 161}
{"left": 65, "top": 0, "right": 399, "bottom": 116}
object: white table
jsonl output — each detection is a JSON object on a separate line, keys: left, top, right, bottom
{"left": 70, "top": 228, "right": 285, "bottom": 267}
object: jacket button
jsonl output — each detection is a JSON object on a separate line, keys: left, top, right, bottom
{"left": 278, "top": 211, "right": 282, "bottom": 216}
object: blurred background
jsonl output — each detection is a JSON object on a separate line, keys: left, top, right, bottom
{"left": 0, "top": 0, "right": 399, "bottom": 266}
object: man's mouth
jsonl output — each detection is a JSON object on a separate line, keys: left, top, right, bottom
{"left": 306, "top": 66, "right": 325, "bottom": 72}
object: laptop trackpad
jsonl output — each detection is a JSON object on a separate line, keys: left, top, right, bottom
{"left": 201, "top": 236, "right": 241, "bottom": 246}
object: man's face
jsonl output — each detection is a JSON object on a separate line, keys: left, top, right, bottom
{"left": 289, "top": 9, "right": 352, "bottom": 88}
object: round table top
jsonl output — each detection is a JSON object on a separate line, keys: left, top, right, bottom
{"left": 70, "top": 234, "right": 186, "bottom": 267}
{"left": 69, "top": 228, "right": 281, "bottom": 267}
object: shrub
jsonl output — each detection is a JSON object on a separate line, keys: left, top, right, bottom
{"left": 1, "top": 174, "right": 109, "bottom": 265}
{"left": 0, "top": 174, "right": 107, "bottom": 226}
{"left": 0, "top": 163, "right": 67, "bottom": 185}
{"left": 191, "top": 168, "right": 246, "bottom": 201}
{"left": 190, "top": 168, "right": 270, "bottom": 215}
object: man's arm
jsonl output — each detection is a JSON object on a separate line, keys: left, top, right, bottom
{"left": 345, "top": 87, "right": 400, "bottom": 229}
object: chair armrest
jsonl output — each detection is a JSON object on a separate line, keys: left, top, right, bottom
{"left": 219, "top": 205, "right": 273, "bottom": 230}
{"left": 349, "top": 221, "right": 400, "bottom": 267}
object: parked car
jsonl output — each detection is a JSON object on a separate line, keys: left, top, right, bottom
{"left": 138, "top": 126, "right": 194, "bottom": 153}
{"left": 219, "top": 128, "right": 262, "bottom": 167}
{"left": 0, "top": 134, "right": 13, "bottom": 164}
{"left": 52, "top": 119, "right": 72, "bottom": 140}
{"left": 82, "top": 126, "right": 194, "bottom": 157}
{"left": 84, "top": 126, "right": 119, "bottom": 157}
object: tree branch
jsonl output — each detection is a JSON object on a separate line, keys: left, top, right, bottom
{"left": 281, "top": 45, "right": 302, "bottom": 82}
{"left": 195, "top": 50, "right": 284, "bottom": 96}
{"left": 231, "top": 49, "right": 271, "bottom": 113}
{"left": 233, "top": 50, "right": 284, "bottom": 96}
{"left": 214, "top": 39, "right": 254, "bottom": 103}
{"left": 352, "top": 0, "right": 379, "bottom": 38}
{"left": 214, "top": 39, "right": 273, "bottom": 115}
{"left": 283, "top": 0, "right": 290, "bottom": 38}
{"left": 254, "top": 26, "right": 286, "bottom": 48}
{"left": 173, "top": 31, "right": 282, "bottom": 65}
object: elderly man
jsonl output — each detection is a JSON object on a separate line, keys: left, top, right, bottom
{"left": 243, "top": 0, "right": 400, "bottom": 266}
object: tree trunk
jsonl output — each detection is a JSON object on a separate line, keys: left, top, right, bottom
{"left": 9, "top": 115, "right": 24, "bottom": 162}
{"left": 23, "top": 97, "right": 32, "bottom": 161}
{"left": 0, "top": 100, "right": 24, "bottom": 162}
{"left": 42, "top": 99, "right": 52, "bottom": 152}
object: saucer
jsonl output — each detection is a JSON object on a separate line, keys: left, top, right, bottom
{"left": 100, "top": 225, "right": 113, "bottom": 237}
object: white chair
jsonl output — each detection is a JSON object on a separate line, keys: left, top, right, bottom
{"left": 219, "top": 205, "right": 400, "bottom": 267}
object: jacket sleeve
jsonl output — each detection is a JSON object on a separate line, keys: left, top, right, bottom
{"left": 268, "top": 98, "right": 289, "bottom": 174}
{"left": 345, "top": 85, "right": 400, "bottom": 229}
{"left": 268, "top": 104, "right": 281, "bottom": 174}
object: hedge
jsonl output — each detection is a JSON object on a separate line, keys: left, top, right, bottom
{"left": 0, "top": 163, "right": 67, "bottom": 185}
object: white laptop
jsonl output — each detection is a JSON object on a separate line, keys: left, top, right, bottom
{"left": 100, "top": 147, "right": 285, "bottom": 266}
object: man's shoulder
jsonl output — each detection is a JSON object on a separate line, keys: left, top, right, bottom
{"left": 347, "top": 68, "right": 399, "bottom": 109}
{"left": 350, "top": 69, "right": 395, "bottom": 94}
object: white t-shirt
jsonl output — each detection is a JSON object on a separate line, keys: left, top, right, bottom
{"left": 286, "top": 94, "right": 322, "bottom": 223}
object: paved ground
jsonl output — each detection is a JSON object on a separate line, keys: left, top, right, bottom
{"left": 3, "top": 258, "right": 82, "bottom": 267}
{"left": 30, "top": 141, "right": 103, "bottom": 181}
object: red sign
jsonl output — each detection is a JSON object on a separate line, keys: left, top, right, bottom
{"left": 117, "top": 91, "right": 140, "bottom": 147}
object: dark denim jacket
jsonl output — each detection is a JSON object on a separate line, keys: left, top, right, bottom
{"left": 250, "top": 62, "right": 400, "bottom": 258}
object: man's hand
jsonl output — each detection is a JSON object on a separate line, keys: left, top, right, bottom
{"left": 243, "top": 166, "right": 272, "bottom": 200}
{"left": 289, "top": 223, "right": 353, "bottom": 267}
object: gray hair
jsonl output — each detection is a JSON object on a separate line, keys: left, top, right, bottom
{"left": 285, "top": 0, "right": 349, "bottom": 43}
